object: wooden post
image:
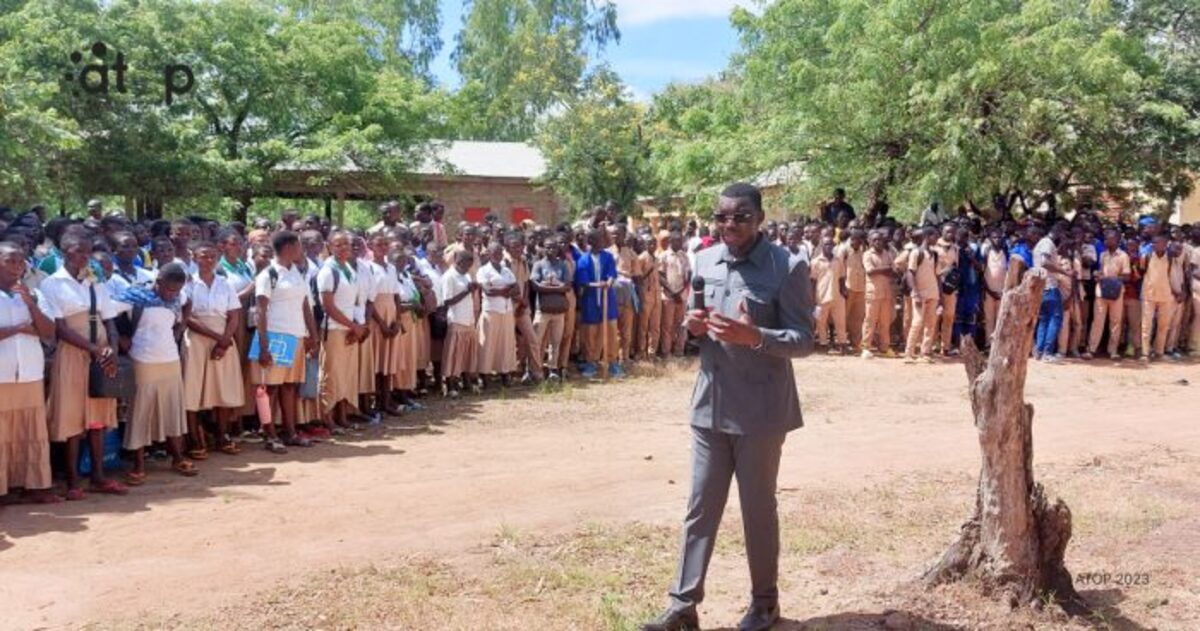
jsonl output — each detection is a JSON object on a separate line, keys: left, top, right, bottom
{"left": 336, "top": 190, "right": 346, "bottom": 228}
{"left": 923, "top": 263, "right": 1082, "bottom": 613}
{"left": 600, "top": 284, "right": 609, "bottom": 381}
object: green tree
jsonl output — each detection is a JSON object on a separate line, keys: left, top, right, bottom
{"left": 534, "top": 68, "right": 647, "bottom": 213}
{"left": 452, "top": 0, "right": 619, "bottom": 141}
{"left": 733, "top": 0, "right": 1193, "bottom": 219}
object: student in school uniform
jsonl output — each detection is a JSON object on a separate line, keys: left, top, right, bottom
{"left": 531, "top": 236, "right": 572, "bottom": 380}
{"left": 1187, "top": 232, "right": 1200, "bottom": 356}
{"left": 657, "top": 231, "right": 690, "bottom": 359}
{"left": 932, "top": 223, "right": 960, "bottom": 356}
{"left": 216, "top": 228, "right": 257, "bottom": 427}
{"left": 904, "top": 228, "right": 940, "bottom": 363}
{"left": 42, "top": 234, "right": 128, "bottom": 499}
{"left": 980, "top": 229, "right": 1008, "bottom": 342}
{"left": 440, "top": 249, "right": 480, "bottom": 396}
{"left": 836, "top": 229, "right": 868, "bottom": 352}
{"left": 118, "top": 263, "right": 196, "bottom": 482}
{"left": 108, "top": 232, "right": 157, "bottom": 293}
{"left": 367, "top": 233, "right": 404, "bottom": 417}
{"left": 1084, "top": 229, "right": 1131, "bottom": 360}
{"left": 0, "top": 243, "right": 59, "bottom": 503}
{"left": 1121, "top": 237, "right": 1145, "bottom": 358}
{"left": 317, "top": 232, "right": 365, "bottom": 432}
{"left": 351, "top": 235, "right": 377, "bottom": 419}
{"left": 182, "top": 241, "right": 245, "bottom": 458}
{"left": 575, "top": 229, "right": 621, "bottom": 378}
{"left": 253, "top": 231, "right": 320, "bottom": 453}
{"left": 390, "top": 247, "right": 424, "bottom": 409}
{"left": 636, "top": 233, "right": 662, "bottom": 360}
{"left": 476, "top": 242, "right": 520, "bottom": 384}
{"left": 504, "top": 232, "right": 543, "bottom": 383}
{"left": 1139, "top": 234, "right": 1180, "bottom": 361}
{"left": 557, "top": 234, "right": 579, "bottom": 370}
{"left": 860, "top": 229, "right": 896, "bottom": 358}
{"left": 1164, "top": 241, "right": 1186, "bottom": 359}
{"left": 1054, "top": 239, "right": 1084, "bottom": 358}
{"left": 607, "top": 224, "right": 639, "bottom": 364}
{"left": 810, "top": 236, "right": 849, "bottom": 354}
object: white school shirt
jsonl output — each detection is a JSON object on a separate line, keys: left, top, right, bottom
{"left": 130, "top": 297, "right": 186, "bottom": 364}
{"left": 187, "top": 273, "right": 241, "bottom": 319}
{"left": 172, "top": 257, "right": 200, "bottom": 276}
{"left": 441, "top": 269, "right": 475, "bottom": 325}
{"left": 220, "top": 261, "right": 255, "bottom": 296}
{"left": 476, "top": 263, "right": 515, "bottom": 314}
{"left": 107, "top": 266, "right": 156, "bottom": 294}
{"left": 418, "top": 259, "right": 446, "bottom": 305}
{"left": 370, "top": 261, "right": 400, "bottom": 296}
{"left": 254, "top": 260, "right": 309, "bottom": 338}
{"left": 353, "top": 259, "right": 377, "bottom": 324}
{"left": 40, "top": 267, "right": 120, "bottom": 320}
{"left": 396, "top": 269, "right": 419, "bottom": 308}
{"left": 0, "top": 288, "right": 54, "bottom": 383}
{"left": 316, "top": 260, "right": 360, "bottom": 331}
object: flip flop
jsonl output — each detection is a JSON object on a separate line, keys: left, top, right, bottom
{"left": 173, "top": 460, "right": 199, "bottom": 477}
{"left": 264, "top": 439, "right": 288, "bottom": 454}
{"left": 64, "top": 487, "right": 86, "bottom": 501}
{"left": 123, "top": 471, "right": 147, "bottom": 487}
{"left": 90, "top": 479, "right": 129, "bottom": 495}
{"left": 219, "top": 443, "right": 242, "bottom": 456}
{"left": 188, "top": 448, "right": 210, "bottom": 461}
{"left": 285, "top": 435, "right": 313, "bottom": 448}
{"left": 22, "top": 490, "right": 64, "bottom": 504}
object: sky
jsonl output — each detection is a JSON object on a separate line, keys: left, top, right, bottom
{"left": 427, "top": 0, "right": 746, "bottom": 101}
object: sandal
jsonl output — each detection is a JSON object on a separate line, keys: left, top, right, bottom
{"left": 22, "top": 490, "right": 64, "bottom": 504}
{"left": 264, "top": 439, "right": 288, "bottom": 454}
{"left": 91, "top": 479, "right": 130, "bottom": 495}
{"left": 188, "top": 448, "right": 210, "bottom": 461}
{"left": 173, "top": 460, "right": 199, "bottom": 477}
{"left": 219, "top": 442, "right": 242, "bottom": 456}
{"left": 285, "top": 435, "right": 313, "bottom": 448}
{"left": 123, "top": 471, "right": 148, "bottom": 487}
{"left": 64, "top": 487, "right": 86, "bottom": 501}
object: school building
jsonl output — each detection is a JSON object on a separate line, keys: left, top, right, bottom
{"left": 270, "top": 140, "right": 566, "bottom": 226}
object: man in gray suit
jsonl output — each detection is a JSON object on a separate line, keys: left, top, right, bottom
{"left": 643, "top": 183, "right": 816, "bottom": 631}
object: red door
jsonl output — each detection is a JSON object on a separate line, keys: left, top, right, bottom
{"left": 511, "top": 207, "right": 534, "bottom": 224}
{"left": 464, "top": 207, "right": 490, "bottom": 223}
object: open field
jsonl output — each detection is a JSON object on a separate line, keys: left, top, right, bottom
{"left": 2, "top": 356, "right": 1198, "bottom": 630}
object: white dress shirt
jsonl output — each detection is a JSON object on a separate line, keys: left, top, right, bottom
{"left": 476, "top": 263, "right": 515, "bottom": 314}
{"left": 40, "top": 267, "right": 119, "bottom": 320}
{"left": 0, "top": 288, "right": 53, "bottom": 383}
{"left": 254, "top": 260, "right": 309, "bottom": 338}
{"left": 316, "top": 260, "right": 360, "bottom": 331}
{"left": 130, "top": 299, "right": 186, "bottom": 364}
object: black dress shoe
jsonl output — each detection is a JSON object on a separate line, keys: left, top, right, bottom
{"left": 641, "top": 607, "right": 700, "bottom": 631}
{"left": 737, "top": 603, "right": 780, "bottom": 631}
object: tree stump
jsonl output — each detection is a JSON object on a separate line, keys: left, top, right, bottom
{"left": 922, "top": 262, "right": 1082, "bottom": 612}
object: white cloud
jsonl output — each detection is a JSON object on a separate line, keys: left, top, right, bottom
{"left": 611, "top": 0, "right": 753, "bottom": 27}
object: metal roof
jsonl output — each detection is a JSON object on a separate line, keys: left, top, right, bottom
{"left": 417, "top": 140, "right": 547, "bottom": 180}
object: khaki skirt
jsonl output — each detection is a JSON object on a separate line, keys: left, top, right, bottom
{"left": 414, "top": 316, "right": 431, "bottom": 373}
{"left": 373, "top": 295, "right": 404, "bottom": 376}
{"left": 391, "top": 312, "right": 418, "bottom": 391}
{"left": 442, "top": 323, "right": 478, "bottom": 378}
{"left": 184, "top": 314, "right": 246, "bottom": 411}
{"left": 477, "top": 310, "right": 517, "bottom": 374}
{"left": 249, "top": 332, "right": 307, "bottom": 385}
{"left": 0, "top": 381, "right": 52, "bottom": 493}
{"left": 126, "top": 360, "right": 187, "bottom": 450}
{"left": 320, "top": 329, "right": 361, "bottom": 413}
{"left": 47, "top": 312, "right": 118, "bottom": 441}
{"left": 357, "top": 323, "right": 376, "bottom": 395}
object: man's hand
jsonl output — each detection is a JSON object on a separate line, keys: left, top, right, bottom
{"left": 707, "top": 301, "right": 764, "bottom": 348}
{"left": 258, "top": 345, "right": 274, "bottom": 367}
{"left": 684, "top": 309, "right": 709, "bottom": 337}
{"left": 304, "top": 336, "right": 318, "bottom": 355}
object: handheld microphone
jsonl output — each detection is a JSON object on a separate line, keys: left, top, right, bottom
{"left": 690, "top": 276, "right": 706, "bottom": 311}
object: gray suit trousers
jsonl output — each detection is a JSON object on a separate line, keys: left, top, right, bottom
{"left": 669, "top": 426, "right": 786, "bottom": 610}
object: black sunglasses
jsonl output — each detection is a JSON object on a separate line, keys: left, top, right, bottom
{"left": 713, "top": 212, "right": 754, "bottom": 225}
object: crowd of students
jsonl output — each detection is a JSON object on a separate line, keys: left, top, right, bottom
{"left": 0, "top": 193, "right": 1197, "bottom": 503}
{"left": 784, "top": 191, "right": 1200, "bottom": 364}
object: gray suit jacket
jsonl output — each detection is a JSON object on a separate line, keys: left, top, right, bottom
{"left": 690, "top": 236, "right": 816, "bottom": 435}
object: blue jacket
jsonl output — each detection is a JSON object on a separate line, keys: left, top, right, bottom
{"left": 573, "top": 248, "right": 618, "bottom": 324}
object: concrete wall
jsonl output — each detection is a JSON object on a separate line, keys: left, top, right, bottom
{"left": 1180, "top": 186, "right": 1200, "bottom": 224}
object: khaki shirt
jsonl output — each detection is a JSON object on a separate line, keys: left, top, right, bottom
{"left": 908, "top": 247, "right": 939, "bottom": 300}
{"left": 932, "top": 239, "right": 959, "bottom": 277}
{"left": 658, "top": 249, "right": 691, "bottom": 296}
{"left": 983, "top": 245, "right": 1007, "bottom": 294}
{"left": 638, "top": 251, "right": 661, "bottom": 297}
{"left": 809, "top": 253, "right": 846, "bottom": 305}
{"left": 1142, "top": 252, "right": 1174, "bottom": 302}
{"left": 862, "top": 248, "right": 894, "bottom": 300}
{"left": 836, "top": 242, "right": 867, "bottom": 292}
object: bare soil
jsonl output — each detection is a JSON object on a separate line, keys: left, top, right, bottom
{"left": 2, "top": 356, "right": 1197, "bottom": 630}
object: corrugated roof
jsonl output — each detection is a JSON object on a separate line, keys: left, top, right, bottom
{"left": 417, "top": 140, "right": 546, "bottom": 180}
{"left": 274, "top": 140, "right": 547, "bottom": 180}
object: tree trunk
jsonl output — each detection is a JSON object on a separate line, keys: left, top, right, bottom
{"left": 923, "top": 262, "right": 1083, "bottom": 613}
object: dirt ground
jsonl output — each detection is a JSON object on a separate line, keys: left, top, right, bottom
{"left": 1, "top": 355, "right": 1198, "bottom": 630}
